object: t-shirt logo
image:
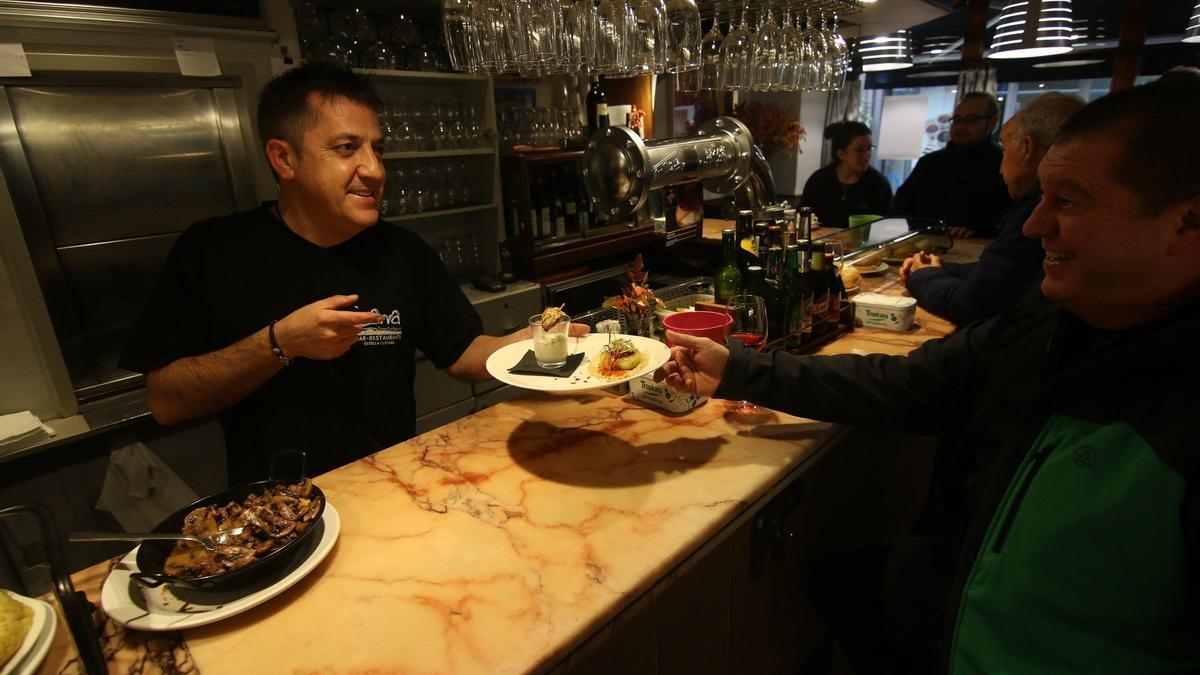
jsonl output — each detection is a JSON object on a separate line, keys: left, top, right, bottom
{"left": 358, "top": 308, "right": 403, "bottom": 347}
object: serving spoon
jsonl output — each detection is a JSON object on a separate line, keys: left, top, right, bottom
{"left": 69, "top": 527, "right": 246, "bottom": 552}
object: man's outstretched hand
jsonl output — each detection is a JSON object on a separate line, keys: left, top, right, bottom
{"left": 654, "top": 330, "right": 730, "bottom": 397}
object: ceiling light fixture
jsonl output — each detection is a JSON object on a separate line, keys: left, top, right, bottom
{"left": 989, "top": 0, "right": 1074, "bottom": 60}
{"left": 1185, "top": 1, "right": 1200, "bottom": 43}
{"left": 858, "top": 31, "right": 914, "bottom": 72}
{"left": 1031, "top": 58, "right": 1105, "bottom": 68}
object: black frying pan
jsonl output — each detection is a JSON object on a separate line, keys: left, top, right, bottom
{"left": 131, "top": 451, "right": 326, "bottom": 591}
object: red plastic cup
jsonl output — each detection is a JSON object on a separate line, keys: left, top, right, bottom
{"left": 662, "top": 311, "right": 732, "bottom": 347}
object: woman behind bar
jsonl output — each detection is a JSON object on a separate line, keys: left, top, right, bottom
{"left": 799, "top": 121, "right": 893, "bottom": 229}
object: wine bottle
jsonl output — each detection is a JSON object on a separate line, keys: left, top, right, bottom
{"left": 824, "top": 251, "right": 843, "bottom": 330}
{"left": 715, "top": 229, "right": 744, "bottom": 304}
{"left": 810, "top": 242, "right": 829, "bottom": 337}
{"left": 586, "top": 76, "right": 608, "bottom": 135}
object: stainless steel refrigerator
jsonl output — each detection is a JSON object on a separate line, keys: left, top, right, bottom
{"left": 0, "top": 73, "right": 257, "bottom": 414}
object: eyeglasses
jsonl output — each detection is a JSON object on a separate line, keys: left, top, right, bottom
{"left": 847, "top": 144, "right": 875, "bottom": 155}
{"left": 950, "top": 114, "right": 994, "bottom": 125}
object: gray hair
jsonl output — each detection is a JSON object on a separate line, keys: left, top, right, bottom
{"left": 1008, "top": 92, "right": 1085, "bottom": 149}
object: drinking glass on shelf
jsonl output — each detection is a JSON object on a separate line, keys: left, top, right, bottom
{"left": 428, "top": 162, "right": 445, "bottom": 210}
{"left": 410, "top": 166, "right": 428, "bottom": 213}
{"left": 725, "top": 294, "right": 768, "bottom": 417}
{"left": 457, "top": 160, "right": 475, "bottom": 204}
{"left": 442, "top": 160, "right": 459, "bottom": 206}
{"left": 390, "top": 168, "right": 410, "bottom": 215}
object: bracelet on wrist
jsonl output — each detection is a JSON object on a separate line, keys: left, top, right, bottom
{"left": 268, "top": 320, "right": 292, "bottom": 366}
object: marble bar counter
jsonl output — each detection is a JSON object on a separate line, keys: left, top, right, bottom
{"left": 44, "top": 245, "right": 987, "bottom": 674}
{"left": 48, "top": 394, "right": 842, "bottom": 674}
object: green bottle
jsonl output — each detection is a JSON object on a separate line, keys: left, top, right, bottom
{"left": 716, "top": 228, "right": 743, "bottom": 304}
{"left": 782, "top": 244, "right": 806, "bottom": 349}
{"left": 764, "top": 246, "right": 784, "bottom": 340}
{"left": 810, "top": 242, "right": 829, "bottom": 337}
{"left": 745, "top": 265, "right": 766, "bottom": 299}
{"left": 796, "top": 239, "right": 815, "bottom": 341}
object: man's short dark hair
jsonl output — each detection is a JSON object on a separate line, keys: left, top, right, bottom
{"left": 1054, "top": 79, "right": 1200, "bottom": 215}
{"left": 256, "top": 61, "right": 383, "bottom": 151}
{"left": 960, "top": 91, "right": 1000, "bottom": 119}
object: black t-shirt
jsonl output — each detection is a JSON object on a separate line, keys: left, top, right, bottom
{"left": 120, "top": 203, "right": 483, "bottom": 483}
{"left": 799, "top": 163, "right": 894, "bottom": 229}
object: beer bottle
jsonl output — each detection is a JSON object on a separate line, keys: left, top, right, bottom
{"left": 715, "top": 229, "right": 743, "bottom": 304}
{"left": 744, "top": 265, "right": 766, "bottom": 299}
{"left": 764, "top": 246, "right": 784, "bottom": 339}
{"left": 753, "top": 218, "right": 770, "bottom": 261}
{"left": 795, "top": 239, "right": 815, "bottom": 342}
{"left": 736, "top": 209, "right": 756, "bottom": 270}
{"left": 782, "top": 244, "right": 805, "bottom": 349}
{"left": 798, "top": 206, "right": 814, "bottom": 241}
{"left": 810, "top": 242, "right": 829, "bottom": 336}
{"left": 824, "top": 251, "right": 844, "bottom": 330}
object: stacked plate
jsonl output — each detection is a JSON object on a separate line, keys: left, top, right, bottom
{"left": 0, "top": 591, "right": 56, "bottom": 675}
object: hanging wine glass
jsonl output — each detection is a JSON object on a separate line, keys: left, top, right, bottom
{"left": 697, "top": 1, "right": 725, "bottom": 89}
{"left": 630, "top": 0, "right": 668, "bottom": 76}
{"left": 560, "top": 0, "right": 597, "bottom": 74}
{"left": 799, "top": 12, "right": 822, "bottom": 92}
{"left": 664, "top": 0, "right": 701, "bottom": 74}
{"left": 595, "top": 0, "right": 634, "bottom": 76}
{"left": 777, "top": 1, "right": 802, "bottom": 91}
{"left": 827, "top": 14, "right": 850, "bottom": 91}
{"left": 717, "top": 0, "right": 752, "bottom": 91}
{"left": 750, "top": 0, "right": 782, "bottom": 91}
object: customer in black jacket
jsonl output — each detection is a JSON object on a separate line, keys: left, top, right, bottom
{"left": 899, "top": 93, "right": 1085, "bottom": 325}
{"left": 893, "top": 92, "right": 1012, "bottom": 238}
{"left": 656, "top": 80, "right": 1200, "bottom": 674}
{"left": 800, "top": 121, "right": 893, "bottom": 229}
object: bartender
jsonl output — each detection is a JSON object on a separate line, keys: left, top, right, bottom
{"left": 121, "top": 62, "right": 581, "bottom": 483}
{"left": 799, "top": 121, "right": 893, "bottom": 229}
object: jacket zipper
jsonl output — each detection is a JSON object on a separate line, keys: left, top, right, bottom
{"left": 991, "top": 441, "right": 1057, "bottom": 553}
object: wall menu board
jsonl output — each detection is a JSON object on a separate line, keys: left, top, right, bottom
{"left": 24, "top": 0, "right": 261, "bottom": 18}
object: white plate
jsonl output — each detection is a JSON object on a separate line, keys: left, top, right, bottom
{"left": 854, "top": 262, "right": 890, "bottom": 276}
{"left": 486, "top": 333, "right": 671, "bottom": 393}
{"left": 1, "top": 591, "right": 52, "bottom": 675}
{"left": 100, "top": 503, "right": 340, "bottom": 632}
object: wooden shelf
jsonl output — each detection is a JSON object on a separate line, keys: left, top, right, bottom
{"left": 381, "top": 204, "right": 494, "bottom": 222}
{"left": 352, "top": 68, "right": 489, "bottom": 82}
{"left": 382, "top": 148, "right": 494, "bottom": 160}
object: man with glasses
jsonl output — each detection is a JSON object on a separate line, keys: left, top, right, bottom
{"left": 894, "top": 92, "right": 1012, "bottom": 238}
{"left": 898, "top": 92, "right": 1085, "bottom": 325}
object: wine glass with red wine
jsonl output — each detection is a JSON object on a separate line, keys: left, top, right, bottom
{"left": 726, "top": 294, "right": 767, "bottom": 416}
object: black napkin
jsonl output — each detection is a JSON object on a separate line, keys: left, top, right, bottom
{"left": 507, "top": 350, "right": 585, "bottom": 377}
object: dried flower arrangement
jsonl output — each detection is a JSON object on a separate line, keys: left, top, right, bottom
{"left": 731, "top": 101, "right": 806, "bottom": 153}
{"left": 603, "top": 255, "right": 665, "bottom": 331}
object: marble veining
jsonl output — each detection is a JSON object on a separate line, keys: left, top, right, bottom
{"left": 54, "top": 394, "right": 824, "bottom": 674}
{"left": 50, "top": 241, "right": 981, "bottom": 674}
